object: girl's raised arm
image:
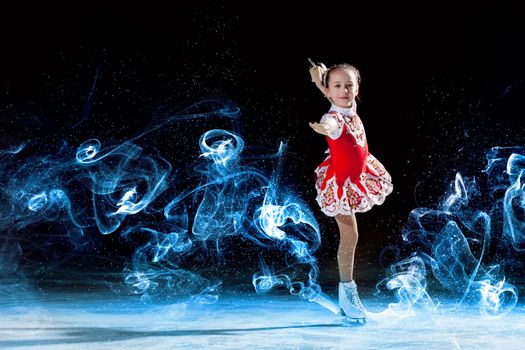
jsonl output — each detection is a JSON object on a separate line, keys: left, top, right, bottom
{"left": 308, "top": 58, "right": 329, "bottom": 97}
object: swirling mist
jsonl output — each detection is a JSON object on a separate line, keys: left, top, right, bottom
{"left": 0, "top": 99, "right": 336, "bottom": 312}
{"left": 380, "top": 146, "right": 524, "bottom": 317}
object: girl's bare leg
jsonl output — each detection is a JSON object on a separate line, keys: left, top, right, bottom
{"left": 335, "top": 214, "right": 358, "bottom": 282}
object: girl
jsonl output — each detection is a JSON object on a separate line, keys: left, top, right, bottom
{"left": 308, "top": 61, "right": 393, "bottom": 323}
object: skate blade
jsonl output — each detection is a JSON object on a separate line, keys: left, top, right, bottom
{"left": 341, "top": 316, "right": 366, "bottom": 326}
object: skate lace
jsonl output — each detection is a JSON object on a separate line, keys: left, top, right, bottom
{"left": 350, "top": 289, "right": 364, "bottom": 310}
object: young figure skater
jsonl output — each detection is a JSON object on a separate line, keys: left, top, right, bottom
{"left": 308, "top": 60, "right": 393, "bottom": 323}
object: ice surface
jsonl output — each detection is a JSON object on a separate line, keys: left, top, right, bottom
{"left": 1, "top": 288, "right": 524, "bottom": 349}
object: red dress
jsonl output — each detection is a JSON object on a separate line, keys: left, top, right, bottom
{"left": 314, "top": 103, "right": 393, "bottom": 216}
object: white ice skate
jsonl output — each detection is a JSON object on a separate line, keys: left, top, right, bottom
{"left": 339, "top": 280, "right": 366, "bottom": 324}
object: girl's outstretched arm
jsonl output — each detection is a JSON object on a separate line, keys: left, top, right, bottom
{"left": 309, "top": 120, "right": 337, "bottom": 136}
{"left": 309, "top": 121, "right": 329, "bottom": 135}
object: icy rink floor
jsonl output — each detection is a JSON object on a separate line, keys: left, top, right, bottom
{"left": 1, "top": 289, "right": 524, "bottom": 350}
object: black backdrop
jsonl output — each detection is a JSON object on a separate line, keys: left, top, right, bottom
{"left": 1, "top": 1, "right": 524, "bottom": 288}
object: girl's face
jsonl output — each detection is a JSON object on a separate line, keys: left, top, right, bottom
{"left": 326, "top": 68, "right": 359, "bottom": 108}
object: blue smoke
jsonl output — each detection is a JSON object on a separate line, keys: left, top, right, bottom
{"left": 380, "top": 146, "right": 524, "bottom": 317}
{"left": 1, "top": 99, "right": 336, "bottom": 312}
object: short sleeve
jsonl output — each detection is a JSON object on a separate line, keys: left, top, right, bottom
{"left": 320, "top": 113, "right": 343, "bottom": 140}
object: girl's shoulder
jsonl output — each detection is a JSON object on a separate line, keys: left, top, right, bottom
{"left": 321, "top": 111, "right": 342, "bottom": 123}
{"left": 321, "top": 112, "right": 345, "bottom": 140}
{"left": 322, "top": 110, "right": 341, "bottom": 120}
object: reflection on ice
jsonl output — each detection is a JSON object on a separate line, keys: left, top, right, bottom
{"left": 0, "top": 289, "right": 523, "bottom": 349}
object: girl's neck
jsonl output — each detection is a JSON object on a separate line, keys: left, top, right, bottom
{"left": 330, "top": 101, "right": 356, "bottom": 115}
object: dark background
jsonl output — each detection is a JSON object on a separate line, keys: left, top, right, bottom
{"left": 1, "top": 1, "right": 524, "bottom": 288}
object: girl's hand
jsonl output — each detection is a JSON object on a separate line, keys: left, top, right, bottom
{"left": 309, "top": 63, "right": 326, "bottom": 84}
{"left": 309, "top": 122, "right": 330, "bottom": 135}
{"left": 309, "top": 63, "right": 329, "bottom": 97}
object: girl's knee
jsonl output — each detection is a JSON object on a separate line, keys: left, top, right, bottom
{"left": 335, "top": 214, "right": 356, "bottom": 226}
